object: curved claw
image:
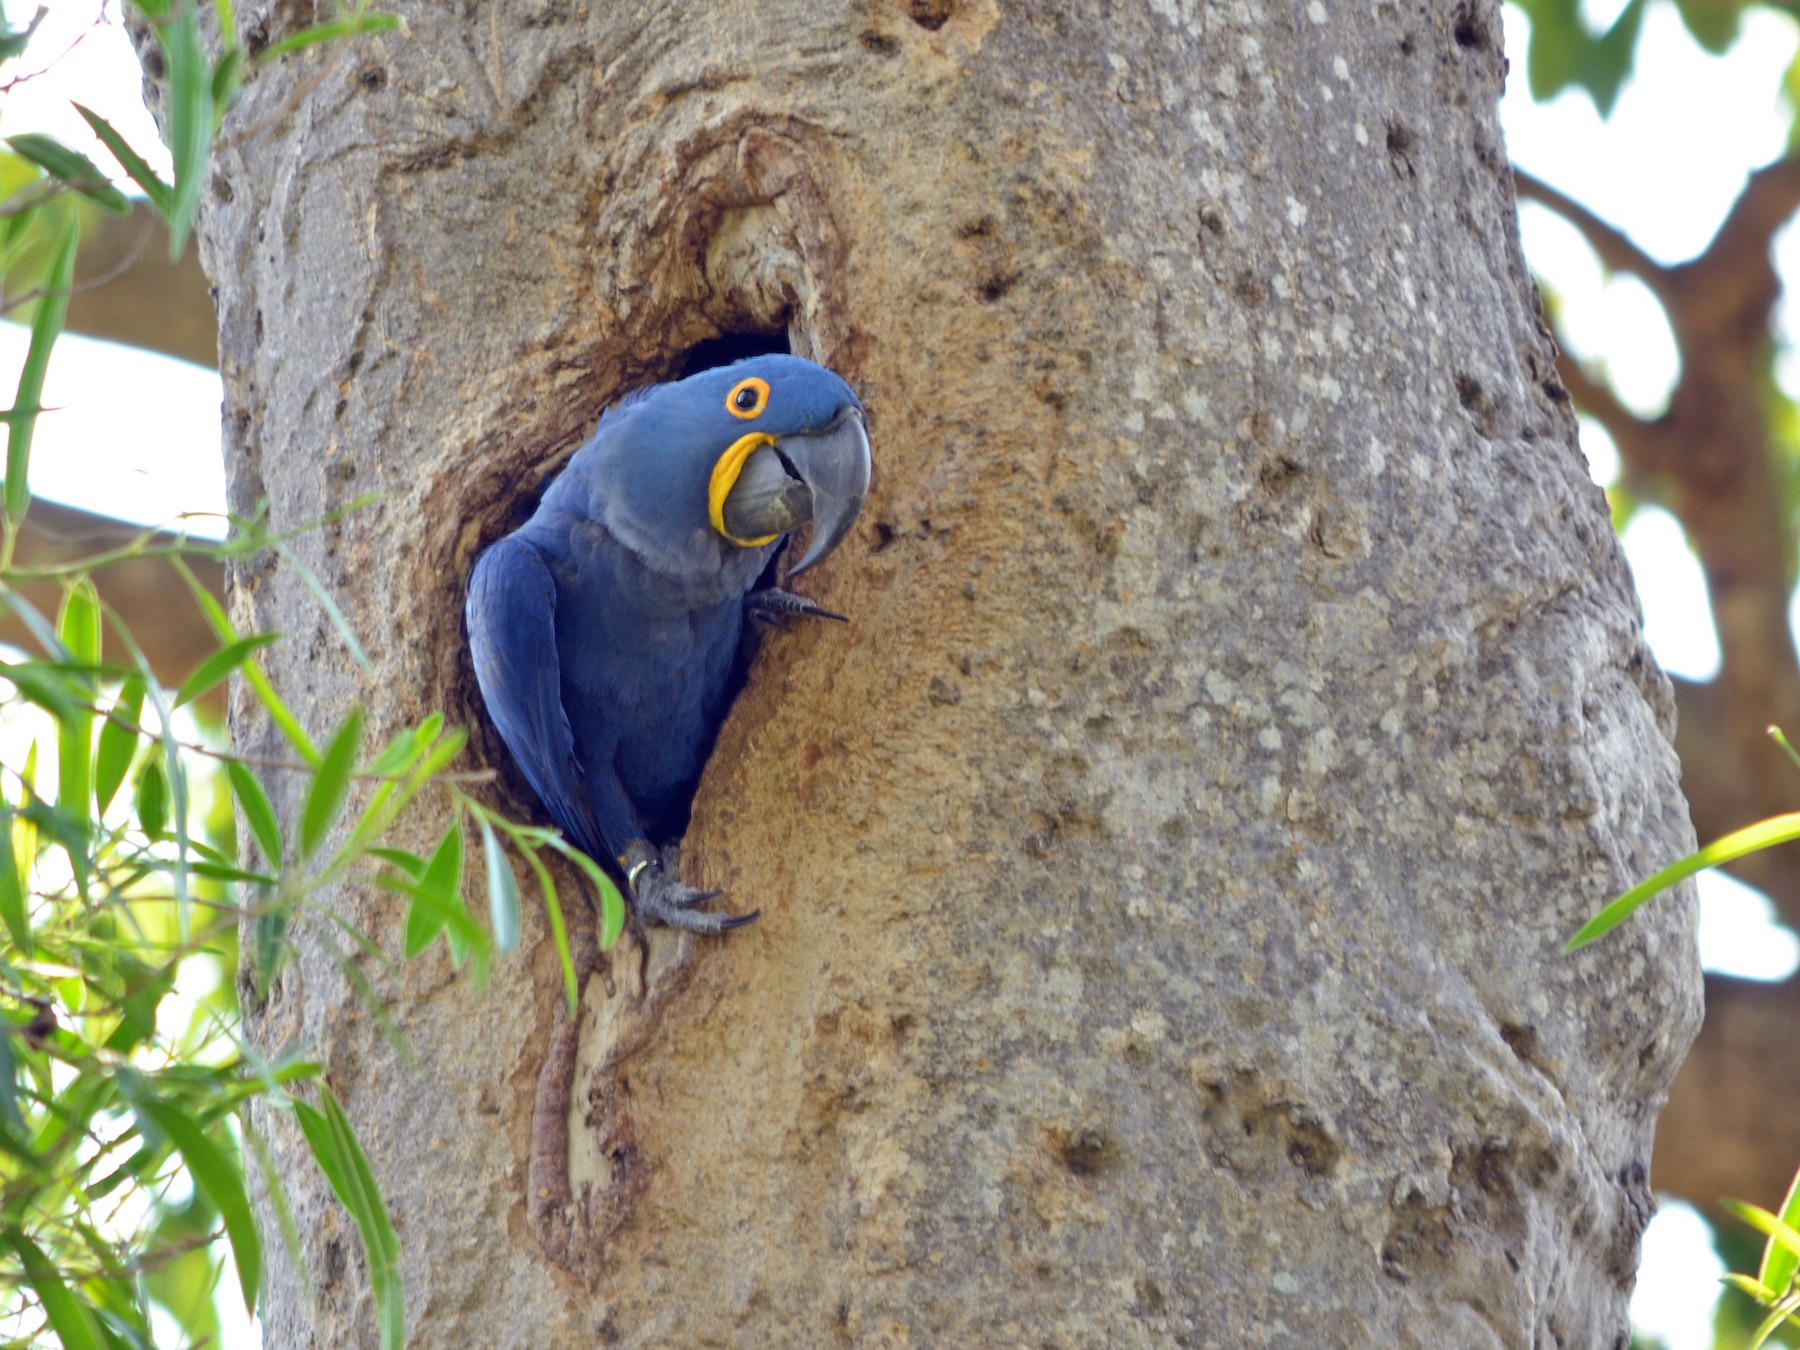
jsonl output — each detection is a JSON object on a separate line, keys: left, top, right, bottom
{"left": 625, "top": 845, "right": 755, "bottom": 935}
{"left": 746, "top": 587, "right": 847, "bottom": 631}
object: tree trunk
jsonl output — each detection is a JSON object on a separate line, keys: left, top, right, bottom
{"left": 185, "top": 0, "right": 1699, "bottom": 1342}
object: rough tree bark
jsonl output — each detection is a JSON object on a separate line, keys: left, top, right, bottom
{"left": 1516, "top": 162, "right": 1800, "bottom": 1219}
{"left": 170, "top": 0, "right": 1700, "bottom": 1342}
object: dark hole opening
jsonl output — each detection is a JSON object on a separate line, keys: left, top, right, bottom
{"left": 674, "top": 327, "right": 791, "bottom": 378}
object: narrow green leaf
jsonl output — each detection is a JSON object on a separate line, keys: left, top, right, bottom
{"left": 372, "top": 870, "right": 484, "bottom": 959}
{"left": 480, "top": 819, "right": 521, "bottom": 954}
{"left": 227, "top": 759, "right": 283, "bottom": 869}
{"left": 1, "top": 587, "right": 68, "bottom": 657}
{"left": 56, "top": 584, "right": 99, "bottom": 859}
{"left": 0, "top": 811, "right": 26, "bottom": 953}
{"left": 4, "top": 133, "right": 130, "bottom": 215}
{"left": 367, "top": 846, "right": 424, "bottom": 875}
{"left": 547, "top": 838, "right": 626, "bottom": 950}
{"left": 1762, "top": 1164, "right": 1800, "bottom": 1295}
{"left": 6, "top": 1229, "right": 106, "bottom": 1350}
{"left": 301, "top": 707, "right": 363, "bottom": 857}
{"left": 1748, "top": 1290, "right": 1800, "bottom": 1349}
{"left": 0, "top": 7, "right": 47, "bottom": 63}
{"left": 211, "top": 44, "right": 247, "bottom": 114}
{"left": 253, "top": 10, "right": 404, "bottom": 65}
{"left": 0, "top": 1020, "right": 23, "bottom": 1135}
{"left": 1727, "top": 1272, "right": 1780, "bottom": 1303}
{"left": 421, "top": 820, "right": 463, "bottom": 901}
{"left": 136, "top": 1098, "right": 262, "bottom": 1312}
{"left": 383, "top": 823, "right": 480, "bottom": 960}
{"left": 158, "top": 0, "right": 214, "bottom": 258}
{"left": 520, "top": 847, "right": 578, "bottom": 1015}
{"left": 136, "top": 759, "right": 168, "bottom": 840}
{"left": 1729, "top": 1196, "right": 1800, "bottom": 1270}
{"left": 1566, "top": 812, "right": 1800, "bottom": 950}
{"left": 58, "top": 582, "right": 101, "bottom": 670}
{"left": 174, "top": 555, "right": 319, "bottom": 764}
{"left": 94, "top": 675, "right": 145, "bottom": 814}
{"left": 296, "top": 1090, "right": 403, "bottom": 1350}
{"left": 72, "top": 103, "right": 173, "bottom": 216}
{"left": 7, "top": 212, "right": 78, "bottom": 525}
{"left": 5, "top": 659, "right": 77, "bottom": 720}
{"left": 402, "top": 896, "right": 442, "bottom": 958}
{"left": 174, "top": 631, "right": 278, "bottom": 708}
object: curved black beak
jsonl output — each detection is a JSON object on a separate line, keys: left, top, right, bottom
{"left": 776, "top": 405, "right": 870, "bottom": 576}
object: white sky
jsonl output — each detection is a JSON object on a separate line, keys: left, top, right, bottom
{"left": 4, "top": 2, "right": 1800, "bottom": 1347}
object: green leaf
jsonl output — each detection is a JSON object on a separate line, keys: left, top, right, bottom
{"left": 6, "top": 1229, "right": 106, "bottom": 1350}
{"left": 56, "top": 583, "right": 99, "bottom": 857}
{"left": 254, "top": 10, "right": 404, "bottom": 65}
{"left": 1576, "top": 0, "right": 1647, "bottom": 116}
{"left": 547, "top": 838, "right": 626, "bottom": 949}
{"left": 0, "top": 7, "right": 47, "bottom": 63}
{"left": 135, "top": 1098, "right": 262, "bottom": 1312}
{"left": 1748, "top": 1290, "right": 1800, "bottom": 1349}
{"left": 1759, "top": 1164, "right": 1800, "bottom": 1296}
{"left": 157, "top": 0, "right": 214, "bottom": 259}
{"left": 520, "top": 846, "right": 578, "bottom": 1015}
{"left": 479, "top": 818, "right": 521, "bottom": 954}
{"left": 136, "top": 759, "right": 168, "bottom": 840}
{"left": 1671, "top": 0, "right": 1738, "bottom": 53}
{"left": 94, "top": 674, "right": 145, "bottom": 815}
{"left": 6, "top": 211, "right": 78, "bottom": 526}
{"left": 211, "top": 44, "right": 247, "bottom": 115}
{"left": 1730, "top": 1196, "right": 1800, "bottom": 1268}
{"left": 174, "top": 631, "right": 278, "bottom": 708}
{"left": 295, "top": 1089, "right": 403, "bottom": 1350}
{"left": 0, "top": 1019, "right": 23, "bottom": 1136}
{"left": 301, "top": 707, "right": 363, "bottom": 858}
{"left": 367, "top": 846, "right": 425, "bottom": 875}
{"left": 0, "top": 811, "right": 27, "bottom": 953}
{"left": 1566, "top": 812, "right": 1800, "bottom": 949}
{"left": 376, "top": 870, "right": 485, "bottom": 963}
{"left": 72, "top": 104, "right": 173, "bottom": 216}
{"left": 227, "top": 759, "right": 283, "bottom": 870}
{"left": 1728, "top": 1272, "right": 1780, "bottom": 1303}
{"left": 396, "top": 823, "right": 466, "bottom": 958}
{"left": 175, "top": 556, "right": 319, "bottom": 764}
{"left": 5, "top": 658, "right": 78, "bottom": 721}
{"left": 4, "top": 133, "right": 130, "bottom": 215}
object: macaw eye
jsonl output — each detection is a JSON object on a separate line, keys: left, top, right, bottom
{"left": 727, "top": 377, "right": 770, "bottom": 419}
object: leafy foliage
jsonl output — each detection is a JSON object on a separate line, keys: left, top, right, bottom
{"left": 1509, "top": 0, "right": 1794, "bottom": 113}
{"left": 0, "top": 4, "right": 624, "bottom": 1345}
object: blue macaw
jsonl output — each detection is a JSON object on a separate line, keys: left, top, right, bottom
{"left": 466, "top": 355, "right": 869, "bottom": 932}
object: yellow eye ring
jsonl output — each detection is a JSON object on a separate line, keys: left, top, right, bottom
{"left": 726, "top": 376, "right": 770, "bottom": 419}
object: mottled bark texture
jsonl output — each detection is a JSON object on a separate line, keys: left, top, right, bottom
{"left": 179, "top": 0, "right": 1699, "bottom": 1343}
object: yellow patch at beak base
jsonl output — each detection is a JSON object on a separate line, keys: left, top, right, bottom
{"left": 708, "top": 431, "right": 782, "bottom": 547}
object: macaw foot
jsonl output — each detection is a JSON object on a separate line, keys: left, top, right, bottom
{"left": 746, "top": 586, "right": 847, "bottom": 632}
{"left": 622, "top": 840, "right": 760, "bottom": 935}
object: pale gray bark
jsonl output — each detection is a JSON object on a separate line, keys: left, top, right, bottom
{"left": 180, "top": 0, "right": 1698, "bottom": 1343}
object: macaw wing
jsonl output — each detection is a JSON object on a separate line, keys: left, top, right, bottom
{"left": 465, "top": 535, "right": 607, "bottom": 862}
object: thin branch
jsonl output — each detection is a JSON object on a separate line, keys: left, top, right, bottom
{"left": 1707, "top": 153, "right": 1800, "bottom": 265}
{"left": 1514, "top": 168, "right": 1676, "bottom": 305}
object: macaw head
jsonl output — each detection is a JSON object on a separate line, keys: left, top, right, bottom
{"left": 572, "top": 354, "right": 870, "bottom": 581}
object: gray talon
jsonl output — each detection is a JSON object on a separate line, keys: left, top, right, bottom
{"left": 624, "top": 842, "right": 754, "bottom": 934}
{"left": 747, "top": 587, "right": 847, "bottom": 630}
